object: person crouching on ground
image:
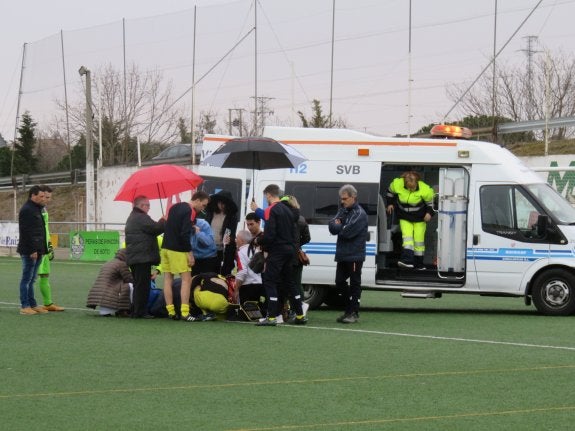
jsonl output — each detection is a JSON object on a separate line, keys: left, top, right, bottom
{"left": 86, "top": 248, "right": 133, "bottom": 317}
{"left": 188, "top": 272, "right": 230, "bottom": 321}
{"left": 234, "top": 229, "right": 264, "bottom": 307}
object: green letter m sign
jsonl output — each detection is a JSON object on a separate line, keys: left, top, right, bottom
{"left": 547, "top": 161, "right": 575, "bottom": 200}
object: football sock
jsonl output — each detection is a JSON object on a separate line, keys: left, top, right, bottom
{"left": 166, "top": 304, "right": 175, "bottom": 316}
{"left": 39, "top": 277, "right": 52, "bottom": 305}
{"left": 181, "top": 304, "right": 190, "bottom": 316}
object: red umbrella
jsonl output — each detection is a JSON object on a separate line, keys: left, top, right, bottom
{"left": 114, "top": 164, "right": 203, "bottom": 209}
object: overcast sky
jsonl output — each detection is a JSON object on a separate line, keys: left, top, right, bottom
{"left": 1, "top": 0, "right": 574, "bottom": 143}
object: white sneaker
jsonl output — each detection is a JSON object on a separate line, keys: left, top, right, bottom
{"left": 302, "top": 302, "right": 309, "bottom": 316}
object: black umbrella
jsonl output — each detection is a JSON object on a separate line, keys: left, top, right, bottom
{"left": 202, "top": 136, "right": 306, "bottom": 171}
{"left": 202, "top": 137, "right": 307, "bottom": 201}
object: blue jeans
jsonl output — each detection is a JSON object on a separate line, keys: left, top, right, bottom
{"left": 19, "top": 255, "right": 42, "bottom": 308}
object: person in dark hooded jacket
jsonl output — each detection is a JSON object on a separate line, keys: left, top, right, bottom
{"left": 203, "top": 190, "right": 238, "bottom": 275}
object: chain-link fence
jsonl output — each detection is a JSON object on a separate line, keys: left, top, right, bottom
{"left": 8, "top": 0, "right": 574, "bottom": 146}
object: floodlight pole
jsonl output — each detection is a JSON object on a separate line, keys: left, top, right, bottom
{"left": 79, "top": 66, "right": 96, "bottom": 229}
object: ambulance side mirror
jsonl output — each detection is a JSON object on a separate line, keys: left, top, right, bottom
{"left": 536, "top": 214, "right": 549, "bottom": 237}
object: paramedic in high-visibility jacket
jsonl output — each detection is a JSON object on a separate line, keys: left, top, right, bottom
{"left": 386, "top": 171, "right": 435, "bottom": 270}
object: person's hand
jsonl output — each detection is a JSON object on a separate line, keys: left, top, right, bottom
{"left": 150, "top": 269, "right": 160, "bottom": 281}
{"left": 47, "top": 242, "right": 55, "bottom": 261}
{"left": 250, "top": 200, "right": 257, "bottom": 211}
{"left": 188, "top": 253, "right": 195, "bottom": 267}
{"left": 424, "top": 213, "right": 432, "bottom": 222}
{"left": 30, "top": 251, "right": 38, "bottom": 260}
{"left": 223, "top": 231, "right": 231, "bottom": 246}
{"left": 386, "top": 204, "right": 394, "bottom": 214}
{"left": 334, "top": 219, "right": 341, "bottom": 225}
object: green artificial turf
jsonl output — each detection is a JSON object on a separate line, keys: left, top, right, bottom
{"left": 1, "top": 257, "right": 575, "bottom": 430}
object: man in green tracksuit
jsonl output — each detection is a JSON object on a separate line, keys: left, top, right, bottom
{"left": 386, "top": 171, "right": 435, "bottom": 270}
{"left": 37, "top": 185, "right": 65, "bottom": 312}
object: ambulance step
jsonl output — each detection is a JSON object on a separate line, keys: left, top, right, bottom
{"left": 401, "top": 291, "right": 441, "bottom": 299}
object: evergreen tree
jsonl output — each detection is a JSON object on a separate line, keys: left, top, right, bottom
{"left": 0, "top": 147, "right": 11, "bottom": 176}
{"left": 13, "top": 112, "right": 38, "bottom": 174}
{"left": 298, "top": 99, "right": 330, "bottom": 128}
{"left": 56, "top": 135, "right": 86, "bottom": 171}
{"left": 297, "top": 99, "right": 346, "bottom": 128}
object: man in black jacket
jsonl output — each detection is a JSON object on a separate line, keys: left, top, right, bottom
{"left": 125, "top": 196, "right": 165, "bottom": 318}
{"left": 255, "top": 184, "right": 307, "bottom": 326}
{"left": 17, "top": 185, "right": 48, "bottom": 315}
{"left": 328, "top": 184, "right": 368, "bottom": 324}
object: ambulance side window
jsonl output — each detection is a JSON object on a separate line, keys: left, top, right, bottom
{"left": 481, "top": 185, "right": 513, "bottom": 230}
{"left": 480, "top": 185, "right": 545, "bottom": 242}
{"left": 285, "top": 181, "right": 378, "bottom": 225}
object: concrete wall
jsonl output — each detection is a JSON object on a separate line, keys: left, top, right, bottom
{"left": 96, "top": 155, "right": 575, "bottom": 225}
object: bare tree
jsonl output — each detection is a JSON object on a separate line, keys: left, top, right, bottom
{"left": 55, "top": 63, "right": 182, "bottom": 166}
{"left": 448, "top": 50, "right": 575, "bottom": 139}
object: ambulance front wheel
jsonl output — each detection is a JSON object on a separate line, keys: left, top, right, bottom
{"left": 302, "top": 284, "right": 328, "bottom": 309}
{"left": 531, "top": 269, "right": 575, "bottom": 316}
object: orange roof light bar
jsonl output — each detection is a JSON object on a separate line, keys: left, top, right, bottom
{"left": 430, "top": 124, "right": 472, "bottom": 139}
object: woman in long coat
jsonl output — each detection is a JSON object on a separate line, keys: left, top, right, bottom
{"left": 86, "top": 248, "right": 134, "bottom": 316}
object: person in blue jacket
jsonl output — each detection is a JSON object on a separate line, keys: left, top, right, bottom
{"left": 328, "top": 184, "right": 368, "bottom": 324}
{"left": 191, "top": 218, "right": 218, "bottom": 275}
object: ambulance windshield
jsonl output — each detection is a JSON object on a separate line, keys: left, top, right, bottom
{"left": 526, "top": 183, "right": 575, "bottom": 224}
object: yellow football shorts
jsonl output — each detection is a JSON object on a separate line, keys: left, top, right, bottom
{"left": 160, "top": 249, "right": 191, "bottom": 274}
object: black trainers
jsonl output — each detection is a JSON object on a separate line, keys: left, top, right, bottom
{"left": 336, "top": 313, "right": 347, "bottom": 323}
{"left": 292, "top": 316, "right": 308, "bottom": 325}
{"left": 341, "top": 313, "right": 359, "bottom": 324}
{"left": 256, "top": 317, "right": 277, "bottom": 326}
{"left": 287, "top": 314, "right": 308, "bottom": 325}
{"left": 169, "top": 314, "right": 181, "bottom": 321}
{"left": 202, "top": 312, "right": 216, "bottom": 321}
{"left": 183, "top": 314, "right": 202, "bottom": 322}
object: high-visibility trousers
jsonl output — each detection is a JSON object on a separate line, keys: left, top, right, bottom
{"left": 399, "top": 219, "right": 427, "bottom": 256}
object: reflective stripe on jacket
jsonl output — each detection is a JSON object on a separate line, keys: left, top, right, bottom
{"left": 386, "top": 177, "right": 435, "bottom": 223}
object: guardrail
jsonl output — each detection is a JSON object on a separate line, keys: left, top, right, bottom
{"left": 0, "top": 156, "right": 200, "bottom": 190}
{"left": 0, "top": 170, "right": 87, "bottom": 190}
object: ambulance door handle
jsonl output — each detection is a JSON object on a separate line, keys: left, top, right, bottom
{"left": 473, "top": 234, "right": 479, "bottom": 245}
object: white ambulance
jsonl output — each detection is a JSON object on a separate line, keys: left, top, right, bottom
{"left": 201, "top": 125, "right": 575, "bottom": 316}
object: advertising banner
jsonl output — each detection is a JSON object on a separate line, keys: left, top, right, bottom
{"left": 0, "top": 222, "right": 19, "bottom": 247}
{"left": 70, "top": 231, "right": 120, "bottom": 261}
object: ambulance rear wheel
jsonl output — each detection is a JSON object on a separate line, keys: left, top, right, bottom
{"left": 532, "top": 269, "right": 575, "bottom": 316}
{"left": 302, "top": 284, "right": 327, "bottom": 309}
